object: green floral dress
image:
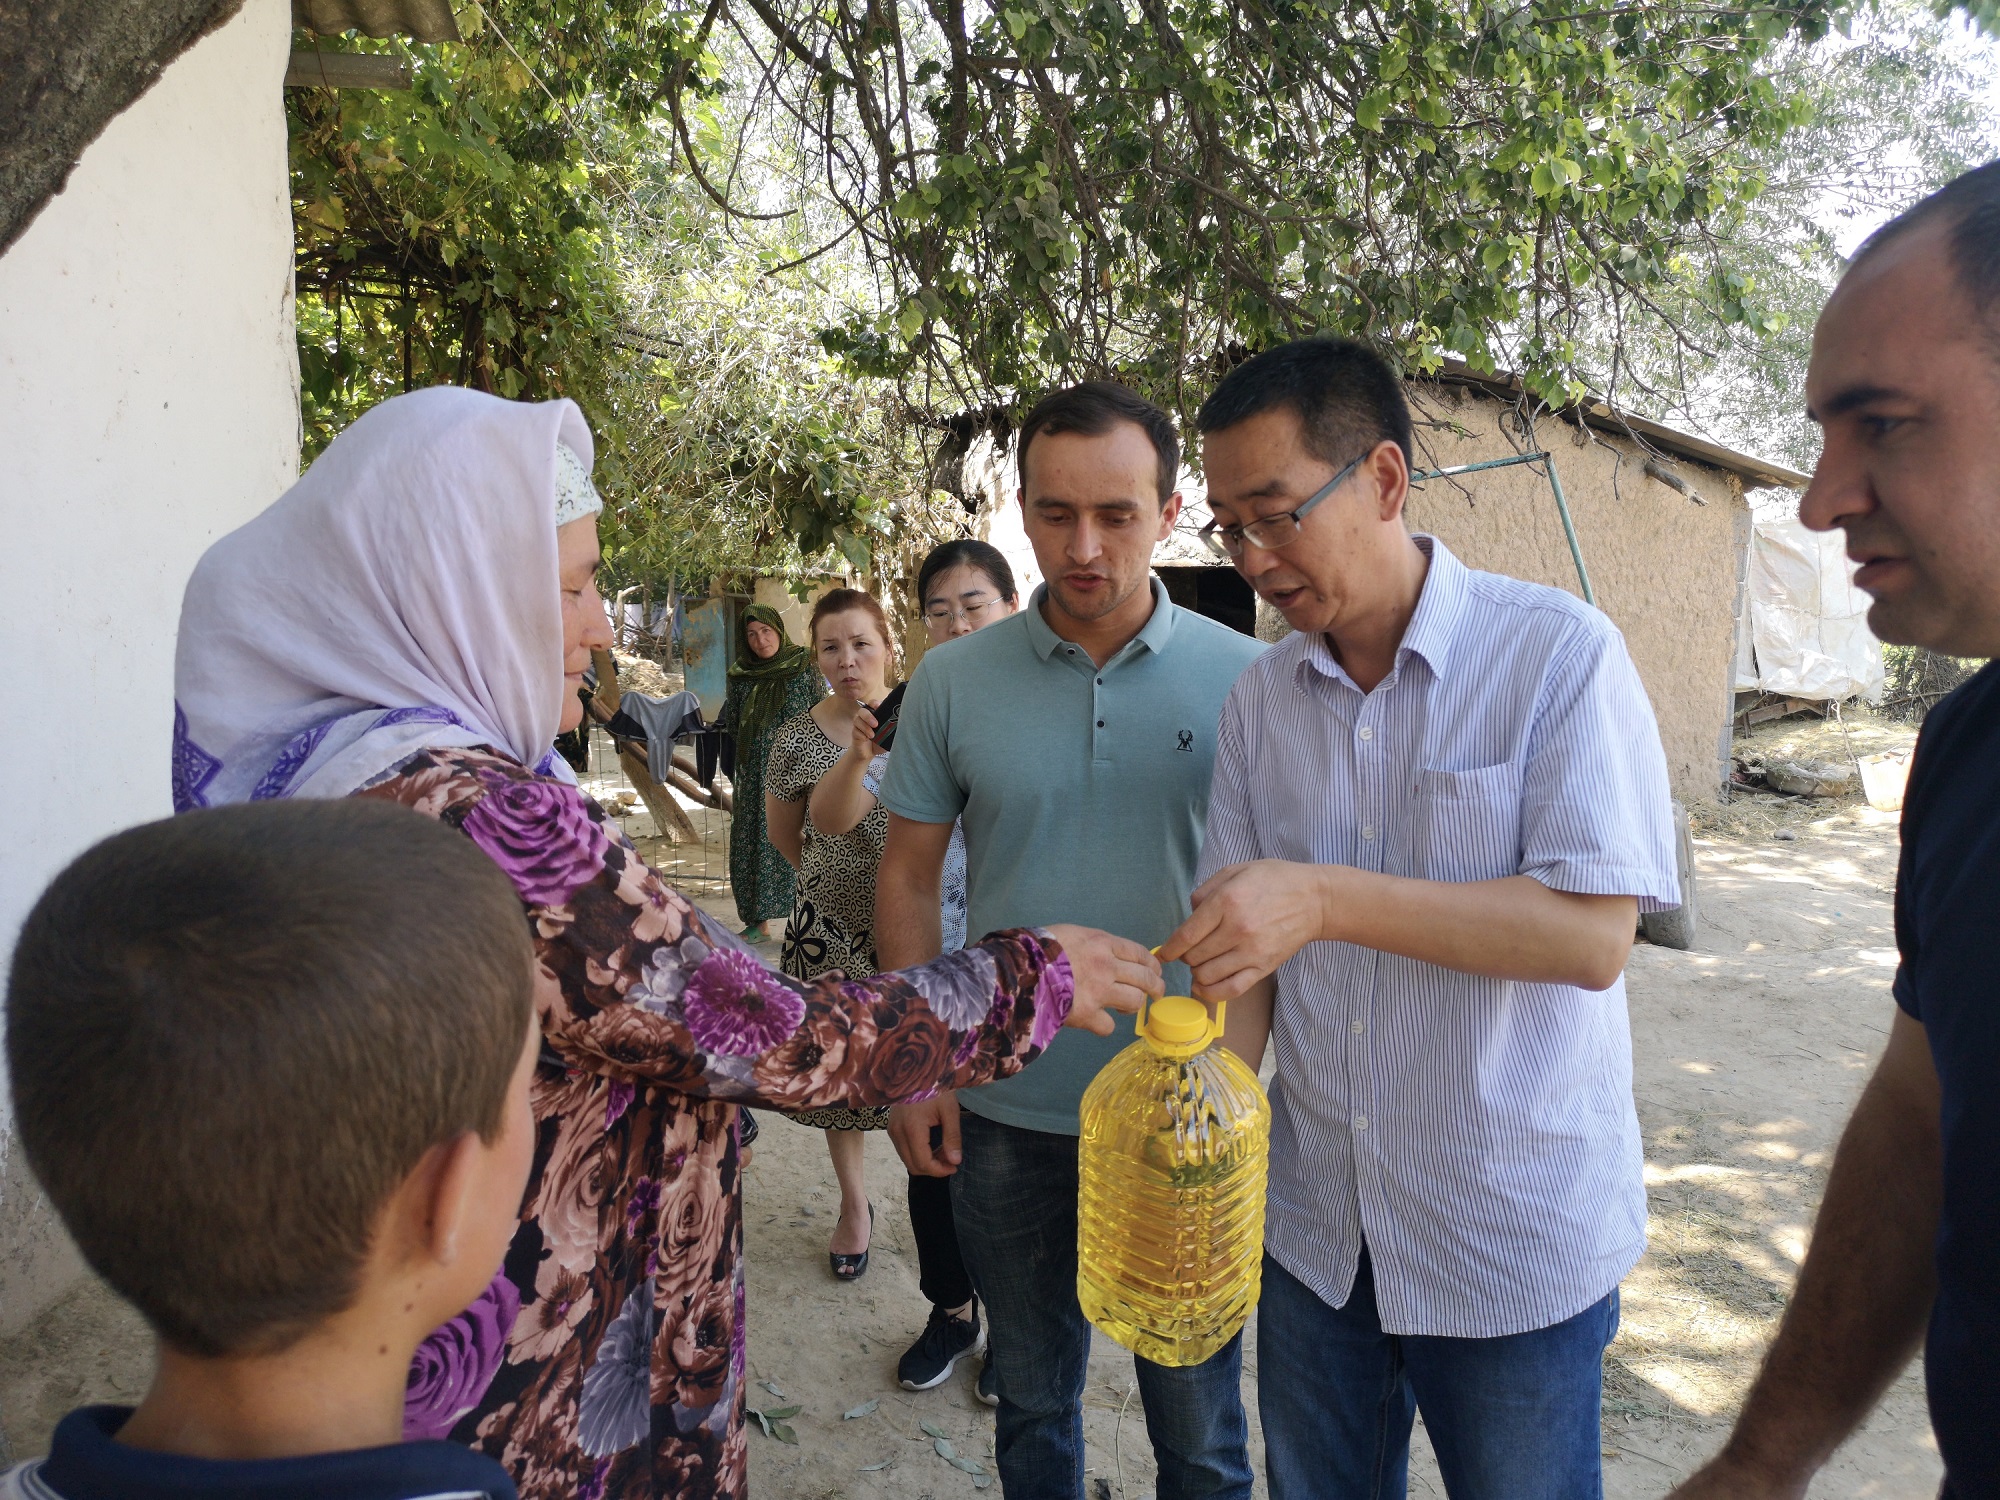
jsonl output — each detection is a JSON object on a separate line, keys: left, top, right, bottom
{"left": 724, "top": 668, "right": 821, "bottom": 926}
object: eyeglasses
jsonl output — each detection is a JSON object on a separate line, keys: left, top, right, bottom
{"left": 1198, "top": 453, "right": 1365, "bottom": 559}
{"left": 923, "top": 594, "right": 1000, "bottom": 627}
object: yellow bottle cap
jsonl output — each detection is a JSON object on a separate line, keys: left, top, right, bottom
{"left": 1139, "top": 994, "right": 1216, "bottom": 1057}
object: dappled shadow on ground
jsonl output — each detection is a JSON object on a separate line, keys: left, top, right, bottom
{"left": 1602, "top": 818, "right": 1940, "bottom": 1495}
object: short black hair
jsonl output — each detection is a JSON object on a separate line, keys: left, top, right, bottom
{"left": 1852, "top": 159, "right": 2000, "bottom": 344}
{"left": 1196, "top": 337, "right": 1414, "bottom": 470}
{"left": 6, "top": 799, "right": 534, "bottom": 1357}
{"left": 1017, "top": 381, "right": 1180, "bottom": 506}
{"left": 916, "top": 539, "right": 1017, "bottom": 607}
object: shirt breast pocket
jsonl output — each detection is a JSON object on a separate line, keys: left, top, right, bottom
{"left": 1413, "top": 763, "right": 1523, "bottom": 884}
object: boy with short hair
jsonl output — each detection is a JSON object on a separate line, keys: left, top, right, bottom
{"left": 2, "top": 799, "right": 540, "bottom": 1500}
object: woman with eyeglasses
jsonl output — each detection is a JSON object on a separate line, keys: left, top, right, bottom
{"left": 804, "top": 540, "right": 1022, "bottom": 1401}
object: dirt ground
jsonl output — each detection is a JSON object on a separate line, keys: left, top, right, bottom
{"left": 726, "top": 795, "right": 1939, "bottom": 1500}
{"left": 0, "top": 716, "right": 1943, "bottom": 1495}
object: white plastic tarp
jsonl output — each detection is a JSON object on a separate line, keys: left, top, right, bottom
{"left": 1735, "top": 516, "right": 1884, "bottom": 702}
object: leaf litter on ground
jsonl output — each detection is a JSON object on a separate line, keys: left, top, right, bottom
{"left": 843, "top": 1398, "right": 880, "bottom": 1420}
{"left": 931, "top": 1434, "right": 988, "bottom": 1477}
{"left": 746, "top": 1404, "right": 801, "bottom": 1444}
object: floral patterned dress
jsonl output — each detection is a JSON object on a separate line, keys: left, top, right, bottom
{"left": 359, "top": 746, "right": 1075, "bottom": 1500}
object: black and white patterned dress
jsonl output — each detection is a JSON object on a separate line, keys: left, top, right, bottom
{"left": 766, "top": 709, "right": 893, "bottom": 1129}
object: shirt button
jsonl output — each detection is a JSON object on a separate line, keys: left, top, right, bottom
{"left": 1096, "top": 720, "right": 1106, "bottom": 728}
{"left": 1353, "top": 1115, "right": 1369, "bottom": 1132}
{"left": 1096, "top": 678, "right": 1103, "bottom": 685}
{"left": 1351, "top": 1018, "right": 1366, "bottom": 1035}
{"left": 1361, "top": 825, "right": 1376, "bottom": 841}
{"left": 1358, "top": 725, "right": 1374, "bottom": 741}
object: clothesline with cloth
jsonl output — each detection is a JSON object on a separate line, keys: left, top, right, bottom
{"left": 572, "top": 653, "right": 737, "bottom": 845}
{"left": 601, "top": 688, "right": 735, "bottom": 788}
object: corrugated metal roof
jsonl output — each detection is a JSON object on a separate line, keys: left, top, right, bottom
{"left": 1430, "top": 359, "right": 1810, "bottom": 491}
{"left": 293, "top": 0, "right": 459, "bottom": 43}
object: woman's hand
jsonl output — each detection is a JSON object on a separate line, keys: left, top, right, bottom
{"left": 848, "top": 705, "right": 883, "bottom": 759}
{"left": 808, "top": 708, "right": 882, "bottom": 838}
{"left": 1043, "top": 925, "right": 1163, "bottom": 1035}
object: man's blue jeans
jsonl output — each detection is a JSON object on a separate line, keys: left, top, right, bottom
{"left": 952, "top": 1110, "right": 1254, "bottom": 1500}
{"left": 1259, "top": 1252, "right": 1618, "bottom": 1500}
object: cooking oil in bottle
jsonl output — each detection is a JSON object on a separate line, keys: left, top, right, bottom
{"left": 1077, "top": 991, "right": 1270, "bottom": 1367}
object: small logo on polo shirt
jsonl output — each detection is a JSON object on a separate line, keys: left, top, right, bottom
{"left": 1176, "top": 730, "right": 1194, "bottom": 752}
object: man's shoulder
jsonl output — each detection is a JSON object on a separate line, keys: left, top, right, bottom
{"left": 913, "top": 611, "right": 1037, "bottom": 685}
{"left": 1223, "top": 627, "right": 1314, "bottom": 695}
{"left": 1443, "top": 565, "right": 1625, "bottom": 680}
{"left": 1921, "top": 659, "right": 2000, "bottom": 746}
{"left": 1160, "top": 605, "right": 1268, "bottom": 671}
{"left": 1456, "top": 563, "right": 1610, "bottom": 637}
{"left": 1905, "top": 661, "right": 2000, "bottom": 827}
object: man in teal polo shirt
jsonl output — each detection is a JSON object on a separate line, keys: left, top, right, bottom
{"left": 877, "top": 381, "right": 1265, "bottom": 1500}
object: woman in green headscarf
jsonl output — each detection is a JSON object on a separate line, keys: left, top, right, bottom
{"left": 724, "top": 603, "right": 824, "bottom": 936}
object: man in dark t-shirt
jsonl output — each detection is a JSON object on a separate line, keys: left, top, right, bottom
{"left": 1672, "top": 162, "right": 2000, "bottom": 1498}
{"left": 1892, "top": 667, "right": 2000, "bottom": 1487}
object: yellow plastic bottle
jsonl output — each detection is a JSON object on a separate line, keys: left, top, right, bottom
{"left": 1077, "top": 990, "right": 1270, "bottom": 1367}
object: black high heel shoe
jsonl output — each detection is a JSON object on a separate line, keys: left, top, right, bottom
{"left": 830, "top": 1202, "right": 874, "bottom": 1281}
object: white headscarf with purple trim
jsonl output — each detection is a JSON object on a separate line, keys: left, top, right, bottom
{"left": 173, "top": 386, "right": 595, "bottom": 808}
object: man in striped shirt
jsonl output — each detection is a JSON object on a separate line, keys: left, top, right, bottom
{"left": 1161, "top": 337, "right": 1680, "bottom": 1499}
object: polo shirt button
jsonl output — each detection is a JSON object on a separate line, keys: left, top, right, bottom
{"left": 1353, "top": 1115, "right": 1369, "bottom": 1131}
{"left": 1096, "top": 720, "right": 1105, "bottom": 728}
{"left": 1358, "top": 725, "right": 1374, "bottom": 741}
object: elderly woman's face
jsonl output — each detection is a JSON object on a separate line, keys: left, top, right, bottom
{"left": 744, "top": 620, "right": 782, "bottom": 660}
{"left": 558, "top": 517, "right": 612, "bottom": 733}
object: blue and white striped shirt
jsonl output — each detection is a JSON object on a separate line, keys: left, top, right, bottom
{"left": 1199, "top": 536, "right": 1679, "bottom": 1338}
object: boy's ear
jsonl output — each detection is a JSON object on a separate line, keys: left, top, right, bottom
{"left": 415, "top": 1131, "right": 486, "bottom": 1268}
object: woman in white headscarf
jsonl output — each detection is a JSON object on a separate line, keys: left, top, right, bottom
{"left": 172, "top": 388, "right": 1160, "bottom": 1500}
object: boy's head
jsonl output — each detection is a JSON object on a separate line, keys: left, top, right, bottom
{"left": 7, "top": 799, "right": 537, "bottom": 1358}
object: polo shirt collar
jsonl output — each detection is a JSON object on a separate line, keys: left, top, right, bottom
{"left": 1023, "top": 576, "right": 1175, "bottom": 662}
{"left": 1297, "top": 534, "right": 1466, "bottom": 689}
{"left": 38, "top": 1406, "right": 519, "bottom": 1500}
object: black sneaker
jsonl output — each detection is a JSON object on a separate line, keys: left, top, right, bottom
{"left": 976, "top": 1354, "right": 998, "bottom": 1407}
{"left": 898, "top": 1304, "right": 985, "bottom": 1391}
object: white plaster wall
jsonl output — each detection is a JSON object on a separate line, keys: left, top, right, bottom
{"left": 0, "top": 0, "right": 298, "bottom": 1334}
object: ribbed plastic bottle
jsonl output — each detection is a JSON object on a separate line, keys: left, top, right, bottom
{"left": 1077, "top": 991, "right": 1270, "bottom": 1367}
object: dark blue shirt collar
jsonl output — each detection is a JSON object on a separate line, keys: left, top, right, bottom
{"left": 35, "top": 1407, "right": 517, "bottom": 1500}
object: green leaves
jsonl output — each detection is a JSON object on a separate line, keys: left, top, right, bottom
{"left": 1530, "top": 157, "right": 1583, "bottom": 197}
{"left": 289, "top": 0, "right": 710, "bottom": 460}
{"left": 747, "top": 1404, "right": 800, "bottom": 1443}
{"left": 769, "top": 0, "right": 1844, "bottom": 423}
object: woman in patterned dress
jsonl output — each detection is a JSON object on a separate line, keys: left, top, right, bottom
{"left": 721, "top": 605, "right": 821, "bottom": 938}
{"left": 168, "top": 388, "right": 1163, "bottom": 1500}
{"left": 762, "top": 588, "right": 902, "bottom": 1278}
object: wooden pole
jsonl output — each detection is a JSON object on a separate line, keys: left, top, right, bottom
{"left": 616, "top": 742, "right": 701, "bottom": 844}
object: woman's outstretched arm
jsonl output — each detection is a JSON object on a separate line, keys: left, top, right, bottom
{"left": 360, "top": 747, "right": 1157, "bottom": 1110}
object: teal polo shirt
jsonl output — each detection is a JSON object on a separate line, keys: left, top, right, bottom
{"left": 880, "top": 579, "right": 1267, "bottom": 1134}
